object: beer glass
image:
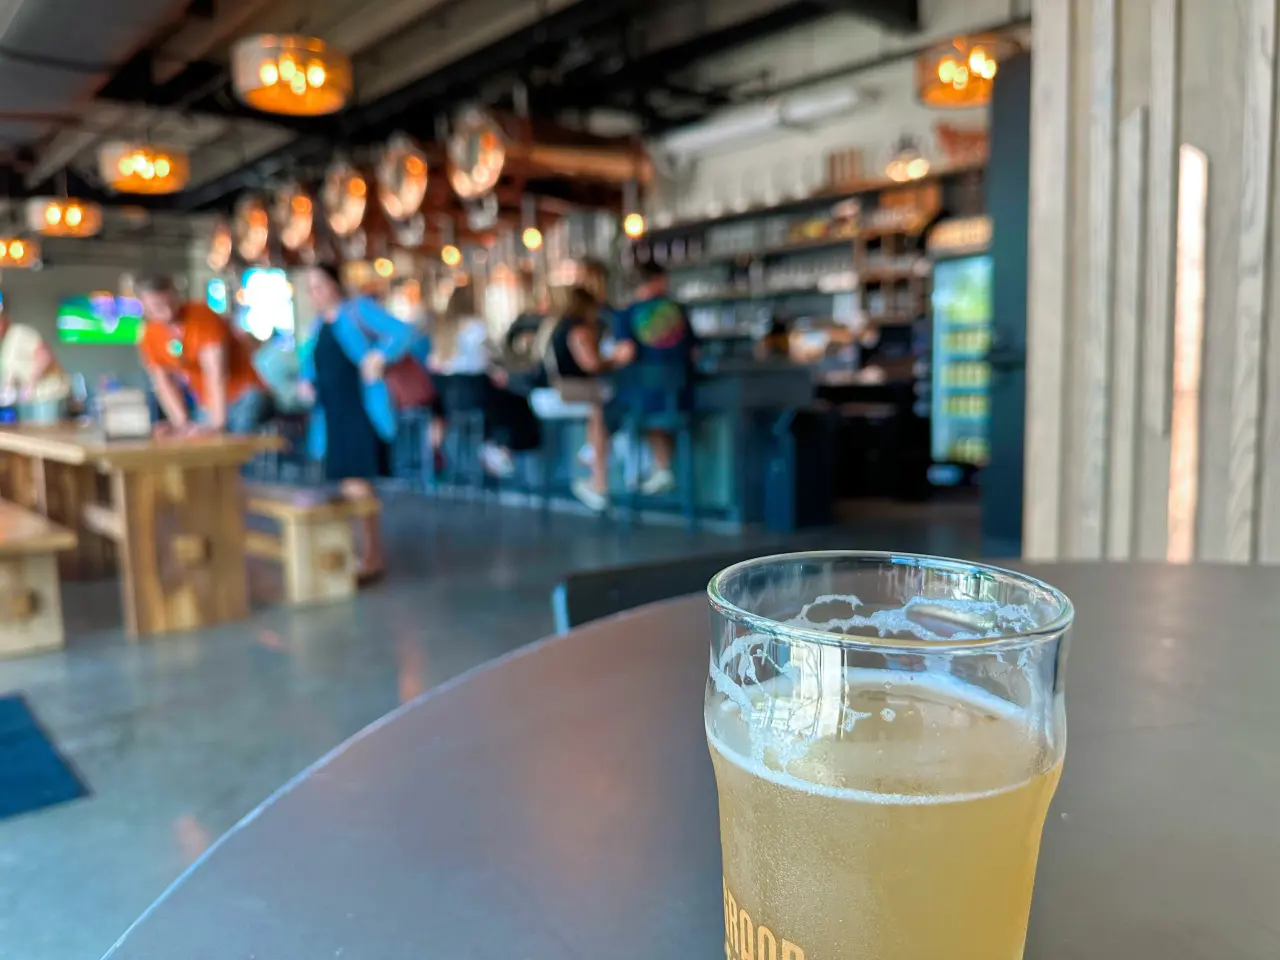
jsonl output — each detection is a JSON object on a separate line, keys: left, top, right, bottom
{"left": 706, "top": 552, "right": 1072, "bottom": 960}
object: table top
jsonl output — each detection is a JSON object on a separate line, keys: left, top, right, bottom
{"left": 103, "top": 563, "right": 1280, "bottom": 960}
{"left": 0, "top": 425, "right": 279, "bottom": 469}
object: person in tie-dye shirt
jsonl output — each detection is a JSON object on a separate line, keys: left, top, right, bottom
{"left": 609, "top": 262, "right": 697, "bottom": 496}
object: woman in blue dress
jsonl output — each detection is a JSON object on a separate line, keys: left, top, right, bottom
{"left": 299, "top": 263, "right": 417, "bottom": 579}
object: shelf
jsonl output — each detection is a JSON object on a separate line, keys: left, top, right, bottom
{"left": 667, "top": 236, "right": 856, "bottom": 269}
{"left": 665, "top": 230, "right": 930, "bottom": 273}
{"left": 858, "top": 266, "right": 925, "bottom": 284}
{"left": 645, "top": 161, "right": 986, "bottom": 240}
{"left": 682, "top": 285, "right": 855, "bottom": 305}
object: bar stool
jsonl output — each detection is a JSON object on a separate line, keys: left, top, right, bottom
{"left": 529, "top": 387, "right": 597, "bottom": 522}
{"left": 619, "top": 364, "right": 697, "bottom": 531}
{"left": 429, "top": 374, "right": 490, "bottom": 497}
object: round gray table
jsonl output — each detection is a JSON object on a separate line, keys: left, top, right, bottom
{"left": 104, "top": 563, "right": 1280, "bottom": 959}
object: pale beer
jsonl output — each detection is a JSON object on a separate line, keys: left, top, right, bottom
{"left": 705, "top": 554, "right": 1072, "bottom": 960}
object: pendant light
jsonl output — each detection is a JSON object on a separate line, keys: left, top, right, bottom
{"left": 447, "top": 108, "right": 505, "bottom": 200}
{"left": 377, "top": 134, "right": 429, "bottom": 221}
{"left": 27, "top": 197, "right": 103, "bottom": 238}
{"left": 231, "top": 35, "right": 352, "bottom": 116}
{"left": 323, "top": 160, "right": 368, "bottom": 237}
{"left": 272, "top": 181, "right": 315, "bottom": 252}
{"left": 233, "top": 195, "right": 271, "bottom": 263}
{"left": 0, "top": 235, "right": 40, "bottom": 269}
{"left": 99, "top": 141, "right": 190, "bottom": 194}
{"left": 916, "top": 35, "right": 1017, "bottom": 109}
{"left": 208, "top": 216, "right": 234, "bottom": 271}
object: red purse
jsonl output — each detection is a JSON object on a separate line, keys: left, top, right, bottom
{"left": 383, "top": 355, "right": 436, "bottom": 410}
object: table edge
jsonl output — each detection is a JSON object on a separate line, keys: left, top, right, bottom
{"left": 99, "top": 594, "right": 704, "bottom": 960}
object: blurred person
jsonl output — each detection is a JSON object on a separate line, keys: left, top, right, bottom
{"left": 0, "top": 298, "right": 69, "bottom": 402}
{"left": 608, "top": 262, "right": 697, "bottom": 496}
{"left": 431, "top": 284, "right": 542, "bottom": 478}
{"left": 298, "top": 263, "right": 416, "bottom": 579}
{"left": 137, "top": 274, "right": 268, "bottom": 434}
{"left": 252, "top": 329, "right": 306, "bottom": 414}
{"left": 545, "top": 286, "right": 614, "bottom": 511}
{"left": 428, "top": 284, "right": 489, "bottom": 375}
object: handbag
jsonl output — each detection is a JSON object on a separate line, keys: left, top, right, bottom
{"left": 383, "top": 354, "right": 436, "bottom": 410}
{"left": 351, "top": 306, "right": 437, "bottom": 411}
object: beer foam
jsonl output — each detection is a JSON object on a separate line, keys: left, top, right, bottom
{"left": 706, "top": 671, "right": 1047, "bottom": 807}
{"left": 789, "top": 594, "right": 1042, "bottom": 643}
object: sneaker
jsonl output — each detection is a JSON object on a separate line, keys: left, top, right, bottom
{"left": 480, "top": 443, "right": 515, "bottom": 478}
{"left": 640, "top": 467, "right": 676, "bottom": 496}
{"left": 572, "top": 479, "right": 608, "bottom": 512}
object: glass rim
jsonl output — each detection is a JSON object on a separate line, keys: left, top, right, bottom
{"left": 707, "top": 550, "right": 1075, "bottom": 653}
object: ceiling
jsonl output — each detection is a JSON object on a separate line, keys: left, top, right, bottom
{"left": 0, "top": 0, "right": 927, "bottom": 213}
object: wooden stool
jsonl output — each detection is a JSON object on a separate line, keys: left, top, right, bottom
{"left": 0, "top": 501, "right": 76, "bottom": 658}
{"left": 244, "top": 485, "right": 381, "bottom": 605}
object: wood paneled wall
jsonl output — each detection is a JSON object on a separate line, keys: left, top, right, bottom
{"left": 1025, "top": 0, "right": 1280, "bottom": 563}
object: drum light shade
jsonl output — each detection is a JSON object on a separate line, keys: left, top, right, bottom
{"left": 231, "top": 35, "right": 352, "bottom": 116}
{"left": 0, "top": 236, "right": 40, "bottom": 269}
{"left": 916, "top": 35, "right": 1016, "bottom": 109}
{"left": 27, "top": 198, "right": 103, "bottom": 237}
{"left": 99, "top": 142, "right": 190, "bottom": 194}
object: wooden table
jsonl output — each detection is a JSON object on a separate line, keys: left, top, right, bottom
{"left": 102, "top": 563, "right": 1280, "bottom": 959}
{"left": 0, "top": 426, "right": 278, "bottom": 637}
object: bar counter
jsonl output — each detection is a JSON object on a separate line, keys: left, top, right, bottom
{"left": 537, "top": 360, "right": 818, "bottom": 528}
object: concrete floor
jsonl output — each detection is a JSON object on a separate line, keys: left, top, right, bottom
{"left": 0, "top": 493, "right": 980, "bottom": 960}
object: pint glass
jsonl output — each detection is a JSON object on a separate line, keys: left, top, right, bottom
{"left": 706, "top": 552, "right": 1072, "bottom": 960}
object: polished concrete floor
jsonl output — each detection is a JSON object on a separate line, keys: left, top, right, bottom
{"left": 0, "top": 493, "right": 980, "bottom": 960}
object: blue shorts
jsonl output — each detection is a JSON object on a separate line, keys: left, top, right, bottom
{"left": 217, "top": 387, "right": 274, "bottom": 434}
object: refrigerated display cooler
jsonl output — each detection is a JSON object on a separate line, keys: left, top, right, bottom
{"left": 928, "top": 253, "right": 993, "bottom": 486}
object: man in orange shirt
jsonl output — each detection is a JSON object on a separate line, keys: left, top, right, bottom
{"left": 137, "top": 274, "right": 269, "bottom": 434}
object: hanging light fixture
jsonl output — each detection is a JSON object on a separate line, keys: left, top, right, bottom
{"left": 377, "top": 134, "right": 429, "bottom": 221}
{"left": 916, "top": 35, "right": 1017, "bottom": 109}
{"left": 884, "top": 136, "right": 931, "bottom": 183}
{"left": 27, "top": 198, "right": 103, "bottom": 238}
{"left": 323, "top": 160, "right": 368, "bottom": 237}
{"left": 233, "top": 195, "right": 271, "bottom": 263}
{"left": 0, "top": 235, "right": 40, "bottom": 269}
{"left": 447, "top": 108, "right": 506, "bottom": 200}
{"left": 208, "top": 216, "right": 234, "bottom": 270}
{"left": 231, "top": 35, "right": 352, "bottom": 116}
{"left": 99, "top": 142, "right": 190, "bottom": 194}
{"left": 272, "top": 181, "right": 315, "bottom": 252}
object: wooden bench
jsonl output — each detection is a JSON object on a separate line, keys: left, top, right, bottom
{"left": 243, "top": 485, "right": 381, "bottom": 605}
{"left": 0, "top": 500, "right": 76, "bottom": 657}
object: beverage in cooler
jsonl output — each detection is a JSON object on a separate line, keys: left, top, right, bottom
{"left": 929, "top": 255, "right": 992, "bottom": 484}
